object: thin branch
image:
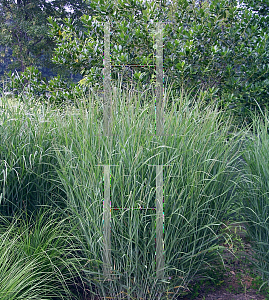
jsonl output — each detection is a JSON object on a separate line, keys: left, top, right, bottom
{"left": 31, "top": 36, "right": 44, "bottom": 47}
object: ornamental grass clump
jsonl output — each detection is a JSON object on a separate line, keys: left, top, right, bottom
{"left": 47, "top": 79, "right": 244, "bottom": 299}
{"left": 0, "top": 92, "right": 69, "bottom": 219}
{"left": 0, "top": 207, "right": 84, "bottom": 300}
{"left": 238, "top": 108, "right": 269, "bottom": 290}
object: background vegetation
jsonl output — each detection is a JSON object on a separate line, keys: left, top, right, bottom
{"left": 1, "top": 0, "right": 268, "bottom": 126}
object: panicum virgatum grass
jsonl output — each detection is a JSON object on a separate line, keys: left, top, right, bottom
{"left": 41, "top": 78, "right": 245, "bottom": 299}
{"left": 238, "top": 107, "right": 269, "bottom": 290}
{"left": 0, "top": 77, "right": 249, "bottom": 299}
{"left": 0, "top": 92, "right": 69, "bottom": 219}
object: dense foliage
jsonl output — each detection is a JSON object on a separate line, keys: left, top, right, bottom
{"left": 0, "top": 0, "right": 94, "bottom": 77}
{"left": 1, "top": 65, "right": 269, "bottom": 299}
{"left": 1, "top": 2, "right": 269, "bottom": 298}
{"left": 6, "top": 66, "right": 88, "bottom": 109}
{"left": 45, "top": 0, "right": 269, "bottom": 124}
{"left": 1, "top": 0, "right": 268, "bottom": 124}
{"left": 0, "top": 88, "right": 246, "bottom": 299}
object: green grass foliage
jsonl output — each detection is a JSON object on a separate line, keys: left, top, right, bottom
{"left": 0, "top": 81, "right": 269, "bottom": 298}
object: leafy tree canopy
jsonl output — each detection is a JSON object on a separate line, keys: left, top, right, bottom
{"left": 0, "top": 0, "right": 94, "bottom": 78}
{"left": 46, "top": 0, "right": 268, "bottom": 124}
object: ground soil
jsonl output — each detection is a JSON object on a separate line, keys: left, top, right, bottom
{"left": 181, "top": 264, "right": 267, "bottom": 300}
{"left": 180, "top": 222, "right": 268, "bottom": 300}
